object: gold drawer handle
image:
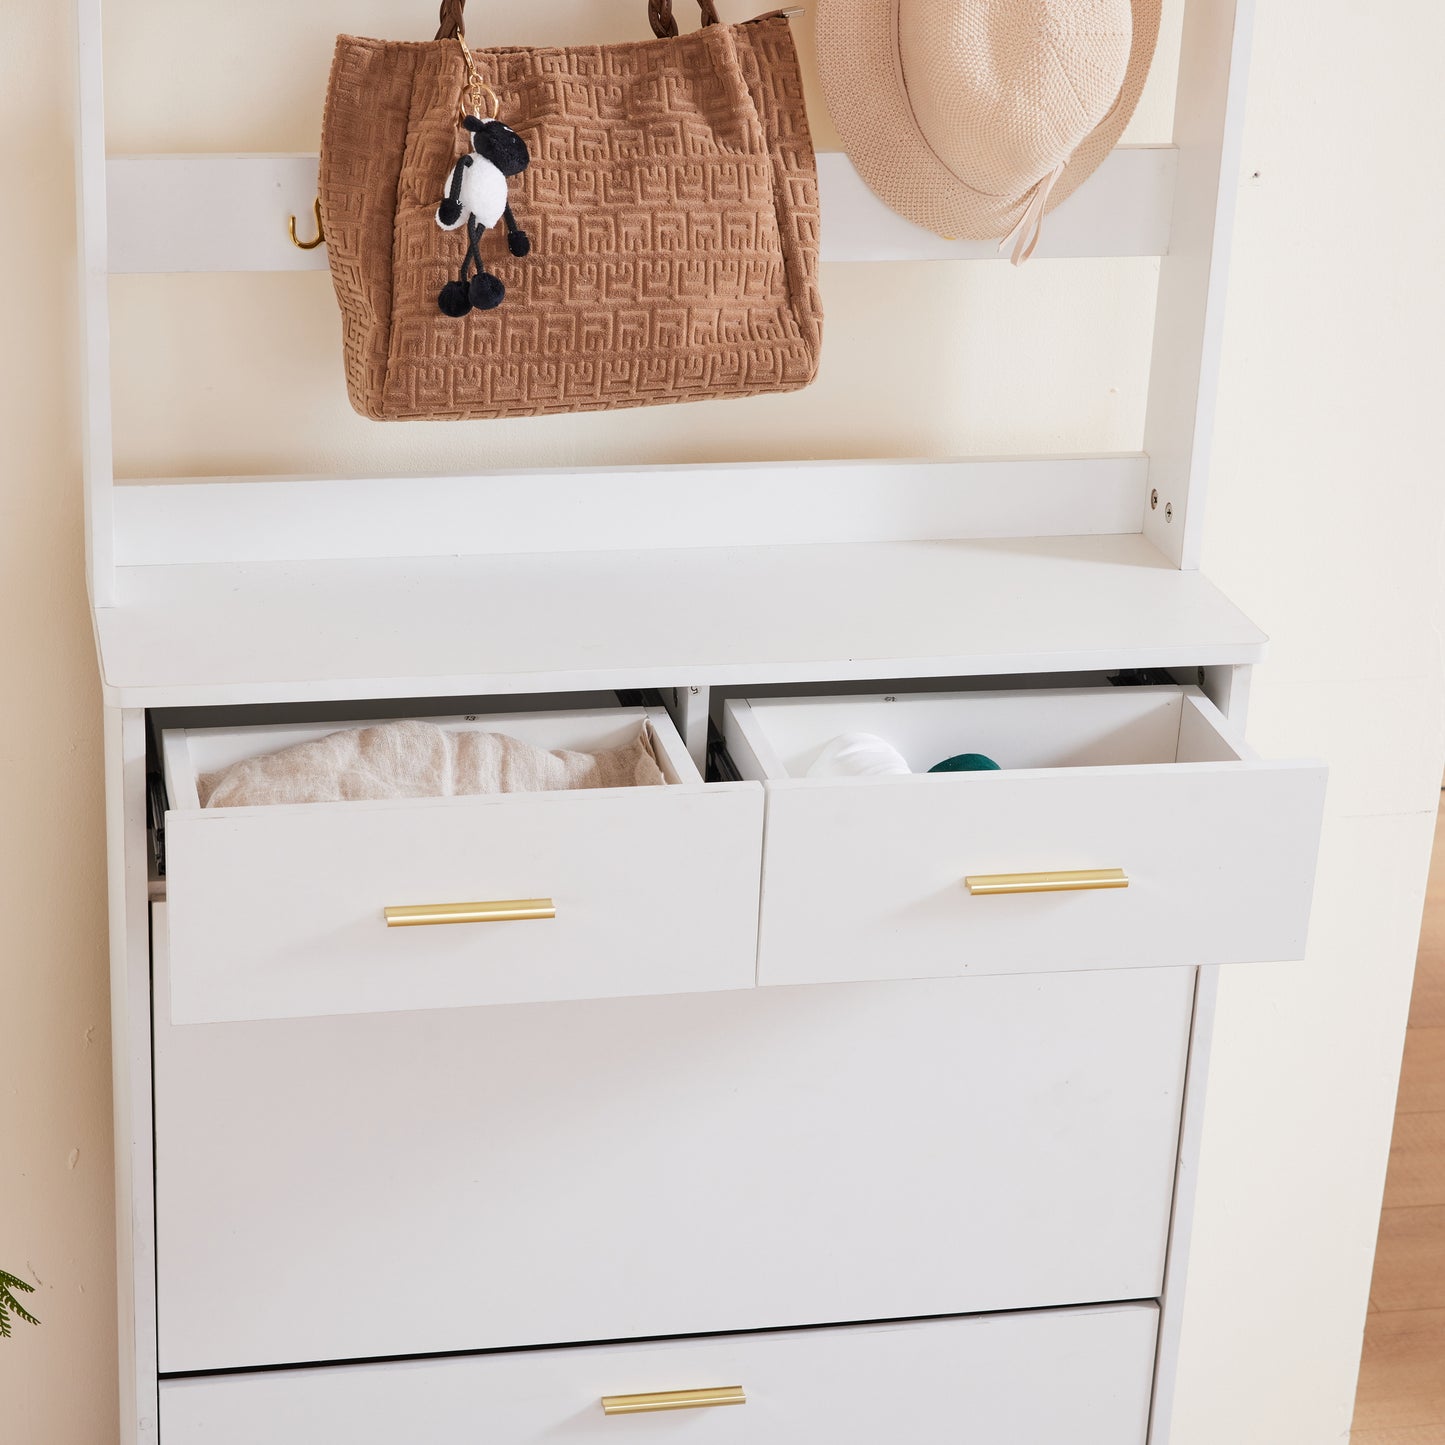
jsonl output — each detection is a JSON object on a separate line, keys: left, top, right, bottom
{"left": 383, "top": 899, "right": 556, "bottom": 927}
{"left": 601, "top": 1386, "right": 746, "bottom": 1415}
{"left": 965, "top": 868, "right": 1129, "bottom": 896}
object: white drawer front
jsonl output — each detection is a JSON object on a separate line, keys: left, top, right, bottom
{"left": 161, "top": 708, "right": 763, "bottom": 1021}
{"left": 724, "top": 687, "right": 1326, "bottom": 987}
{"left": 152, "top": 906, "right": 1191, "bottom": 1372}
{"left": 160, "top": 1304, "right": 1158, "bottom": 1445}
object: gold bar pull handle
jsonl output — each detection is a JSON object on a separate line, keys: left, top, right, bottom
{"left": 601, "top": 1386, "right": 746, "bottom": 1416}
{"left": 965, "top": 868, "right": 1129, "bottom": 896}
{"left": 383, "top": 898, "right": 556, "bottom": 927}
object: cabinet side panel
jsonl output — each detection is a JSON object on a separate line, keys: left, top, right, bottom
{"left": 1148, "top": 964, "right": 1218, "bottom": 1444}
{"left": 106, "top": 707, "right": 157, "bottom": 1443}
{"left": 1142, "top": 0, "right": 1256, "bottom": 567}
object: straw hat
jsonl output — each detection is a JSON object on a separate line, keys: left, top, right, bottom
{"left": 816, "top": 0, "right": 1161, "bottom": 262}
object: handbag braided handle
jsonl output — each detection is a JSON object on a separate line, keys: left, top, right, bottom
{"left": 434, "top": 0, "right": 719, "bottom": 41}
{"left": 647, "top": 0, "right": 722, "bottom": 36}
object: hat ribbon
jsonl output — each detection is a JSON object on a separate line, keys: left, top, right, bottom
{"left": 999, "top": 161, "right": 1066, "bottom": 267}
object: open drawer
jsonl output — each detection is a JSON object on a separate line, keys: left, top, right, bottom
{"left": 722, "top": 685, "right": 1326, "bottom": 987}
{"left": 159, "top": 1304, "right": 1157, "bottom": 1445}
{"left": 159, "top": 706, "right": 763, "bottom": 1022}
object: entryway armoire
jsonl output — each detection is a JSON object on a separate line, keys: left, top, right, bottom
{"left": 77, "top": 1, "right": 1325, "bottom": 1439}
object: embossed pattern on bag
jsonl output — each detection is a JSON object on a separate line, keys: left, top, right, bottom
{"left": 319, "top": 7, "right": 822, "bottom": 420}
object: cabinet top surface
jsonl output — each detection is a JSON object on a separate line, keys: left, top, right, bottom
{"left": 93, "top": 534, "right": 1266, "bottom": 708}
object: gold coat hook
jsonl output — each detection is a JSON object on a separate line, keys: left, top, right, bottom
{"left": 288, "top": 196, "right": 325, "bottom": 250}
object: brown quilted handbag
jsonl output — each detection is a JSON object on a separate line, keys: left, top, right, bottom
{"left": 318, "top": 0, "right": 822, "bottom": 420}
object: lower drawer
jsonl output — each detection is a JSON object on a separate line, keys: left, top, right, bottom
{"left": 152, "top": 904, "right": 1191, "bottom": 1372}
{"left": 159, "top": 1304, "right": 1158, "bottom": 1444}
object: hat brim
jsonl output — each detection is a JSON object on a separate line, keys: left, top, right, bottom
{"left": 816, "top": 0, "right": 1163, "bottom": 242}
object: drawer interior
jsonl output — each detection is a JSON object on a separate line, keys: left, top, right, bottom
{"left": 162, "top": 703, "right": 701, "bottom": 811}
{"left": 725, "top": 685, "right": 1250, "bottom": 781}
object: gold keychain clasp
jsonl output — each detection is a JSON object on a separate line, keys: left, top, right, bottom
{"left": 456, "top": 32, "right": 500, "bottom": 124}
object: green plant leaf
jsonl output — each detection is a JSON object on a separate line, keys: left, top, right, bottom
{"left": 0, "top": 1268, "right": 41, "bottom": 1336}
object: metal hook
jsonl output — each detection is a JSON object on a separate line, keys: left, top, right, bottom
{"left": 288, "top": 197, "right": 325, "bottom": 250}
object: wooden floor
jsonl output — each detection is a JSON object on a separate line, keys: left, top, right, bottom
{"left": 1352, "top": 803, "right": 1445, "bottom": 1443}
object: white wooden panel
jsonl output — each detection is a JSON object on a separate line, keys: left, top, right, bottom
{"left": 106, "top": 149, "right": 1175, "bottom": 274}
{"left": 107, "top": 155, "right": 328, "bottom": 274}
{"left": 1202, "top": 660, "right": 1254, "bottom": 725}
{"left": 104, "top": 710, "right": 158, "bottom": 1445}
{"left": 162, "top": 708, "right": 761, "bottom": 1023}
{"left": 723, "top": 687, "right": 1325, "bottom": 986}
{"left": 92, "top": 535, "right": 1268, "bottom": 709}
{"left": 165, "top": 781, "right": 762, "bottom": 1021}
{"left": 159, "top": 1305, "right": 1158, "bottom": 1445}
{"left": 820, "top": 146, "right": 1176, "bottom": 261}
{"left": 152, "top": 902, "right": 1191, "bottom": 1370}
{"left": 1177, "top": 690, "right": 1254, "bottom": 762}
{"left": 1150, "top": 964, "right": 1217, "bottom": 1445}
{"left": 111, "top": 456, "right": 1148, "bottom": 566}
{"left": 1143, "top": 0, "right": 1256, "bottom": 566}
{"left": 663, "top": 684, "right": 710, "bottom": 774}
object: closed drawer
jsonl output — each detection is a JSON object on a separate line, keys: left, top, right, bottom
{"left": 152, "top": 903, "right": 1190, "bottom": 1371}
{"left": 160, "top": 706, "right": 762, "bottom": 1022}
{"left": 159, "top": 1304, "right": 1158, "bottom": 1444}
{"left": 722, "top": 685, "right": 1325, "bottom": 987}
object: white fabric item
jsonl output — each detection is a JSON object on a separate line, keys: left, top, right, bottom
{"left": 200, "top": 719, "right": 665, "bottom": 808}
{"left": 806, "top": 731, "right": 913, "bottom": 778}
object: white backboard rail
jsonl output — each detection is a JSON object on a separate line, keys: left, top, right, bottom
{"left": 104, "top": 148, "right": 1179, "bottom": 274}
{"left": 111, "top": 456, "right": 1149, "bottom": 567}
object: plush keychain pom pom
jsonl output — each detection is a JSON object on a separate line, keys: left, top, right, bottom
{"left": 468, "top": 272, "right": 505, "bottom": 311}
{"left": 928, "top": 753, "right": 1001, "bottom": 773}
{"left": 437, "top": 280, "right": 473, "bottom": 317}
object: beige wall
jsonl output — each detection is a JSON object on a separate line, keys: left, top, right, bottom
{"left": 0, "top": 3, "right": 115, "bottom": 1441}
{"left": 1, "top": 2, "right": 1441, "bottom": 1441}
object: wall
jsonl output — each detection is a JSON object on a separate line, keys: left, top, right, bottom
{"left": 0, "top": 3, "right": 115, "bottom": 1441}
{"left": 0, "top": 1, "right": 1440, "bottom": 1442}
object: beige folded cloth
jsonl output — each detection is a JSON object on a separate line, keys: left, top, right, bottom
{"left": 199, "top": 719, "right": 665, "bottom": 808}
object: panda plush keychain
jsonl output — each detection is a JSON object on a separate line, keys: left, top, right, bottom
{"left": 435, "top": 34, "right": 531, "bottom": 317}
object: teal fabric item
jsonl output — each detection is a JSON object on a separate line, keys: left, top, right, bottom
{"left": 928, "top": 753, "right": 1001, "bottom": 774}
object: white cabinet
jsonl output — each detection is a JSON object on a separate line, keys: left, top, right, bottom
{"left": 152, "top": 904, "right": 1191, "bottom": 1372}
{"left": 79, "top": 2, "right": 1311, "bottom": 1435}
{"left": 723, "top": 687, "right": 1325, "bottom": 987}
{"left": 159, "top": 1304, "right": 1159, "bottom": 1445}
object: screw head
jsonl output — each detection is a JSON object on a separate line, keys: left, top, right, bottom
{"left": 1150, "top": 489, "right": 1158, "bottom": 510}
{"left": 1165, "top": 502, "right": 1173, "bottom": 522}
